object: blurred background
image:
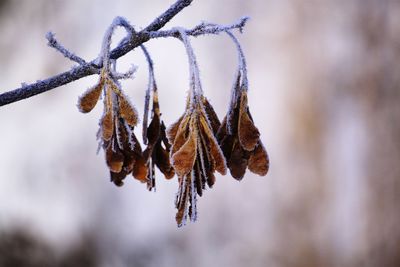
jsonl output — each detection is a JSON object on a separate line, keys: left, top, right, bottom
{"left": 1, "top": 0, "right": 399, "bottom": 266}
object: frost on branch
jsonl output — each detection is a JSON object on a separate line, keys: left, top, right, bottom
{"left": 0, "top": 0, "right": 269, "bottom": 228}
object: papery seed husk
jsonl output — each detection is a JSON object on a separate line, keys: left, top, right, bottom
{"left": 248, "top": 141, "right": 269, "bottom": 176}
{"left": 176, "top": 174, "right": 190, "bottom": 227}
{"left": 160, "top": 121, "right": 172, "bottom": 151}
{"left": 78, "top": 78, "right": 104, "bottom": 113}
{"left": 126, "top": 131, "right": 148, "bottom": 183}
{"left": 228, "top": 139, "right": 249, "bottom": 180}
{"left": 101, "top": 112, "right": 114, "bottom": 142}
{"left": 172, "top": 127, "right": 197, "bottom": 177}
{"left": 216, "top": 116, "right": 228, "bottom": 142}
{"left": 116, "top": 119, "right": 138, "bottom": 174}
{"left": 101, "top": 88, "right": 114, "bottom": 141}
{"left": 199, "top": 115, "right": 227, "bottom": 175}
{"left": 207, "top": 172, "right": 216, "bottom": 188}
{"left": 132, "top": 155, "right": 148, "bottom": 183}
{"left": 154, "top": 122, "right": 175, "bottom": 179}
{"left": 202, "top": 97, "right": 221, "bottom": 134}
{"left": 197, "top": 134, "right": 215, "bottom": 188}
{"left": 115, "top": 118, "right": 129, "bottom": 150}
{"left": 154, "top": 140, "right": 175, "bottom": 179}
{"left": 238, "top": 92, "right": 260, "bottom": 151}
{"left": 106, "top": 144, "right": 124, "bottom": 173}
{"left": 167, "top": 115, "right": 184, "bottom": 144}
{"left": 194, "top": 160, "right": 203, "bottom": 196}
{"left": 169, "top": 115, "right": 191, "bottom": 155}
{"left": 146, "top": 113, "right": 161, "bottom": 149}
{"left": 119, "top": 94, "right": 139, "bottom": 126}
{"left": 226, "top": 73, "right": 242, "bottom": 133}
{"left": 110, "top": 169, "right": 128, "bottom": 186}
{"left": 220, "top": 134, "right": 235, "bottom": 165}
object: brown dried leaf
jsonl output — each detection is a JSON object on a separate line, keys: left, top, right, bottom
{"left": 78, "top": 78, "right": 104, "bottom": 113}
{"left": 248, "top": 141, "right": 269, "bottom": 176}
{"left": 172, "top": 128, "right": 197, "bottom": 177}
{"left": 238, "top": 92, "right": 260, "bottom": 151}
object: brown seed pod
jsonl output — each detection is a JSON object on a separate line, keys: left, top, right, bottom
{"left": 238, "top": 92, "right": 260, "bottom": 151}
{"left": 118, "top": 93, "right": 138, "bottom": 127}
{"left": 169, "top": 96, "right": 226, "bottom": 226}
{"left": 100, "top": 90, "right": 114, "bottom": 142}
{"left": 172, "top": 122, "right": 198, "bottom": 177}
{"left": 77, "top": 77, "right": 105, "bottom": 113}
{"left": 248, "top": 141, "right": 269, "bottom": 176}
{"left": 217, "top": 89, "right": 269, "bottom": 179}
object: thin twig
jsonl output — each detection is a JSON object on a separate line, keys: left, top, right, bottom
{"left": 46, "top": 32, "right": 87, "bottom": 65}
{"left": 141, "top": 44, "right": 156, "bottom": 144}
{"left": 0, "top": 0, "right": 248, "bottom": 107}
{"left": 0, "top": 0, "right": 194, "bottom": 106}
{"left": 149, "top": 16, "right": 249, "bottom": 39}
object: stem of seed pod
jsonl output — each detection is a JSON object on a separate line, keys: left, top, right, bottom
{"left": 176, "top": 27, "right": 203, "bottom": 106}
{"left": 100, "top": 17, "right": 135, "bottom": 72}
{"left": 141, "top": 44, "right": 157, "bottom": 144}
{"left": 225, "top": 30, "right": 248, "bottom": 91}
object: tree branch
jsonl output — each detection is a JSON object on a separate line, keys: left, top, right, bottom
{"left": 0, "top": 0, "right": 247, "bottom": 107}
{"left": 0, "top": 0, "right": 193, "bottom": 107}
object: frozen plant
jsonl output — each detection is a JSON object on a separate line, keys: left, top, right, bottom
{"left": 0, "top": 0, "right": 269, "bottom": 227}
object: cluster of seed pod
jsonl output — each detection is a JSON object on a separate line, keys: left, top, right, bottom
{"left": 78, "top": 24, "right": 269, "bottom": 227}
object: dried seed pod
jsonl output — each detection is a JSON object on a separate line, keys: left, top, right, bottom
{"left": 238, "top": 92, "right": 260, "bottom": 151}
{"left": 217, "top": 87, "right": 269, "bottom": 179}
{"left": 198, "top": 113, "right": 226, "bottom": 175}
{"left": 100, "top": 88, "right": 114, "bottom": 142}
{"left": 77, "top": 77, "right": 105, "bottom": 113}
{"left": 170, "top": 96, "right": 226, "bottom": 226}
{"left": 227, "top": 140, "right": 249, "bottom": 180}
{"left": 118, "top": 93, "right": 138, "bottom": 126}
{"left": 141, "top": 86, "right": 176, "bottom": 190}
{"left": 202, "top": 96, "right": 220, "bottom": 134}
{"left": 152, "top": 122, "right": 175, "bottom": 179}
{"left": 248, "top": 142, "right": 269, "bottom": 176}
{"left": 105, "top": 141, "right": 124, "bottom": 173}
{"left": 172, "top": 123, "right": 197, "bottom": 177}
